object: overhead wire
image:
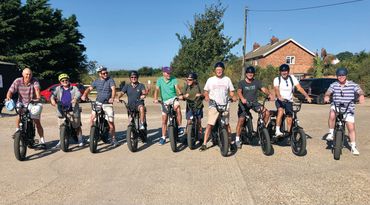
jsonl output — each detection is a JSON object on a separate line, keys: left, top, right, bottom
{"left": 248, "top": 0, "right": 364, "bottom": 12}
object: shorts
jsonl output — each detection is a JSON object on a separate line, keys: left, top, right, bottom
{"left": 92, "top": 103, "right": 114, "bottom": 122}
{"left": 186, "top": 108, "right": 203, "bottom": 120}
{"left": 161, "top": 97, "right": 180, "bottom": 115}
{"left": 330, "top": 105, "right": 355, "bottom": 123}
{"left": 275, "top": 100, "right": 293, "bottom": 116}
{"left": 207, "top": 107, "right": 229, "bottom": 126}
{"left": 58, "top": 113, "right": 81, "bottom": 129}
{"left": 237, "top": 102, "right": 261, "bottom": 118}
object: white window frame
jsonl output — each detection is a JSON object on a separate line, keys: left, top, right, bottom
{"left": 286, "top": 56, "right": 295, "bottom": 64}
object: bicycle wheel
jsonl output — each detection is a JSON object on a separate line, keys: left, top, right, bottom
{"left": 334, "top": 130, "right": 343, "bottom": 160}
{"left": 245, "top": 118, "right": 255, "bottom": 145}
{"left": 60, "top": 125, "right": 70, "bottom": 152}
{"left": 291, "top": 128, "right": 307, "bottom": 156}
{"left": 187, "top": 123, "right": 195, "bottom": 150}
{"left": 259, "top": 128, "right": 272, "bottom": 156}
{"left": 101, "top": 120, "right": 110, "bottom": 144}
{"left": 126, "top": 126, "right": 138, "bottom": 152}
{"left": 219, "top": 128, "right": 229, "bottom": 157}
{"left": 14, "top": 132, "right": 27, "bottom": 161}
{"left": 168, "top": 125, "right": 177, "bottom": 152}
{"left": 89, "top": 125, "right": 99, "bottom": 153}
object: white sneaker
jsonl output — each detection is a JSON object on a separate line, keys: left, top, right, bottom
{"left": 351, "top": 146, "right": 360, "bottom": 156}
{"left": 235, "top": 140, "right": 242, "bottom": 148}
{"left": 326, "top": 133, "right": 334, "bottom": 141}
{"left": 78, "top": 137, "right": 84, "bottom": 147}
{"left": 54, "top": 141, "right": 61, "bottom": 149}
{"left": 40, "top": 137, "right": 45, "bottom": 144}
{"left": 275, "top": 130, "right": 284, "bottom": 137}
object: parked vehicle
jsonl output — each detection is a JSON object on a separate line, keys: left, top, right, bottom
{"left": 159, "top": 97, "right": 181, "bottom": 152}
{"left": 332, "top": 100, "right": 354, "bottom": 160}
{"left": 89, "top": 101, "right": 110, "bottom": 153}
{"left": 239, "top": 97, "right": 272, "bottom": 155}
{"left": 13, "top": 101, "right": 46, "bottom": 161}
{"left": 119, "top": 99, "right": 147, "bottom": 152}
{"left": 209, "top": 98, "right": 232, "bottom": 157}
{"left": 267, "top": 100, "right": 307, "bottom": 156}
{"left": 40, "top": 83, "right": 85, "bottom": 103}
{"left": 294, "top": 78, "right": 336, "bottom": 104}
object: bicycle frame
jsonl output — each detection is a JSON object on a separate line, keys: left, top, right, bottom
{"left": 15, "top": 102, "right": 36, "bottom": 146}
{"left": 90, "top": 101, "right": 109, "bottom": 139}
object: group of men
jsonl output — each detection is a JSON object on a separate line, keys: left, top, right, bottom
{"left": 4, "top": 62, "right": 365, "bottom": 155}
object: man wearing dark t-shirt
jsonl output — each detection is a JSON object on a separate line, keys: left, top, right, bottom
{"left": 117, "top": 71, "right": 147, "bottom": 130}
{"left": 235, "top": 66, "right": 272, "bottom": 148}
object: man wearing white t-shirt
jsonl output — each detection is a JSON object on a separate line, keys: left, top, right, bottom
{"left": 273, "top": 64, "right": 311, "bottom": 137}
{"left": 200, "top": 62, "right": 237, "bottom": 151}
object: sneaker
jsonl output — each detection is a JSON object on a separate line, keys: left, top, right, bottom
{"left": 351, "top": 146, "right": 360, "bottom": 156}
{"left": 110, "top": 138, "right": 118, "bottom": 147}
{"left": 40, "top": 137, "right": 45, "bottom": 144}
{"left": 159, "top": 138, "right": 166, "bottom": 145}
{"left": 178, "top": 127, "right": 184, "bottom": 135}
{"left": 230, "top": 143, "right": 237, "bottom": 152}
{"left": 78, "top": 137, "right": 84, "bottom": 147}
{"left": 275, "top": 130, "right": 284, "bottom": 138}
{"left": 86, "top": 137, "right": 90, "bottom": 143}
{"left": 199, "top": 144, "right": 207, "bottom": 152}
{"left": 53, "top": 141, "right": 61, "bottom": 149}
{"left": 326, "top": 133, "right": 333, "bottom": 141}
{"left": 236, "top": 140, "right": 242, "bottom": 148}
{"left": 139, "top": 124, "right": 145, "bottom": 130}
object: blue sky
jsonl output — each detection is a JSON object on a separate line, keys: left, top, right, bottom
{"left": 47, "top": 0, "right": 370, "bottom": 69}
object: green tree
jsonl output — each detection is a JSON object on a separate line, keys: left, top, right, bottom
{"left": 336, "top": 51, "right": 353, "bottom": 61}
{"left": 0, "top": 0, "right": 86, "bottom": 86}
{"left": 313, "top": 56, "right": 324, "bottom": 78}
{"left": 0, "top": 0, "right": 21, "bottom": 56}
{"left": 171, "top": 2, "right": 240, "bottom": 81}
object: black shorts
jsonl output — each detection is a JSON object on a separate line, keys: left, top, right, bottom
{"left": 275, "top": 100, "right": 293, "bottom": 116}
{"left": 237, "top": 102, "right": 261, "bottom": 118}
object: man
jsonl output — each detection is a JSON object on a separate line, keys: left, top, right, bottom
{"left": 324, "top": 67, "right": 365, "bottom": 156}
{"left": 6, "top": 67, "right": 46, "bottom": 144}
{"left": 273, "top": 64, "right": 311, "bottom": 137}
{"left": 178, "top": 72, "right": 204, "bottom": 138}
{"left": 51, "top": 73, "right": 83, "bottom": 147}
{"left": 200, "top": 62, "right": 237, "bottom": 151}
{"left": 235, "top": 66, "right": 272, "bottom": 148}
{"left": 81, "top": 66, "right": 117, "bottom": 146}
{"left": 117, "top": 71, "right": 147, "bottom": 131}
{"left": 154, "top": 66, "right": 183, "bottom": 145}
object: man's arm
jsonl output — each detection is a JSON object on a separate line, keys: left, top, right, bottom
{"left": 237, "top": 88, "right": 246, "bottom": 104}
{"left": 295, "top": 84, "right": 312, "bottom": 103}
{"left": 203, "top": 90, "right": 209, "bottom": 102}
{"left": 154, "top": 86, "right": 160, "bottom": 103}
{"left": 81, "top": 86, "right": 93, "bottom": 101}
{"left": 109, "top": 85, "right": 116, "bottom": 103}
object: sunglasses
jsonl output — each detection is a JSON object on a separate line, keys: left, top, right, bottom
{"left": 341, "top": 89, "right": 344, "bottom": 97}
{"left": 101, "top": 72, "right": 108, "bottom": 75}
{"left": 130, "top": 76, "right": 137, "bottom": 79}
{"left": 60, "top": 79, "right": 69, "bottom": 82}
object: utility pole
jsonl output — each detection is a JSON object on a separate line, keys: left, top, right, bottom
{"left": 241, "top": 6, "right": 248, "bottom": 79}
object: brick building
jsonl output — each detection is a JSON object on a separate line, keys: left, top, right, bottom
{"left": 244, "top": 37, "right": 315, "bottom": 79}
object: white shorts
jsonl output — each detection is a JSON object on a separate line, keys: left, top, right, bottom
{"left": 92, "top": 104, "right": 114, "bottom": 122}
{"left": 161, "top": 97, "right": 180, "bottom": 115}
{"left": 330, "top": 105, "right": 355, "bottom": 123}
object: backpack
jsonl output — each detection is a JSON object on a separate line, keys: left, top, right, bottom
{"left": 278, "top": 75, "right": 294, "bottom": 91}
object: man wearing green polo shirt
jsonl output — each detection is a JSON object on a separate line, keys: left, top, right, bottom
{"left": 154, "top": 66, "right": 183, "bottom": 145}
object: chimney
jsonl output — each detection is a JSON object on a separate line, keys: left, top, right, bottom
{"left": 253, "top": 42, "right": 260, "bottom": 51}
{"left": 270, "top": 36, "right": 279, "bottom": 44}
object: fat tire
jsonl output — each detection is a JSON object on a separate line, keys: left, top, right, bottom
{"left": 168, "top": 125, "right": 177, "bottom": 152}
{"left": 334, "top": 130, "right": 343, "bottom": 160}
{"left": 60, "top": 125, "right": 70, "bottom": 152}
{"left": 89, "top": 125, "right": 98, "bottom": 153}
{"left": 291, "top": 128, "right": 307, "bottom": 156}
{"left": 260, "top": 128, "right": 272, "bottom": 156}
{"left": 219, "top": 128, "right": 229, "bottom": 157}
{"left": 187, "top": 124, "right": 195, "bottom": 150}
{"left": 14, "top": 132, "right": 27, "bottom": 161}
{"left": 127, "top": 126, "right": 138, "bottom": 152}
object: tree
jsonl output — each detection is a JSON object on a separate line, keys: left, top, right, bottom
{"left": 0, "top": 0, "right": 21, "bottom": 56}
{"left": 313, "top": 56, "right": 324, "bottom": 78}
{"left": 171, "top": 2, "right": 240, "bottom": 81}
{"left": 336, "top": 51, "right": 353, "bottom": 61}
{"left": 0, "top": 0, "right": 86, "bottom": 86}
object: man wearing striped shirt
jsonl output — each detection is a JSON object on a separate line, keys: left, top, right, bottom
{"left": 324, "top": 67, "right": 365, "bottom": 156}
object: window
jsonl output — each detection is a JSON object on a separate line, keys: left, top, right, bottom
{"left": 286, "top": 56, "right": 295, "bottom": 64}
{"left": 253, "top": 60, "right": 258, "bottom": 66}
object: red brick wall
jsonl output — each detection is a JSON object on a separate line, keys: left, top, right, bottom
{"left": 256, "top": 42, "right": 314, "bottom": 74}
